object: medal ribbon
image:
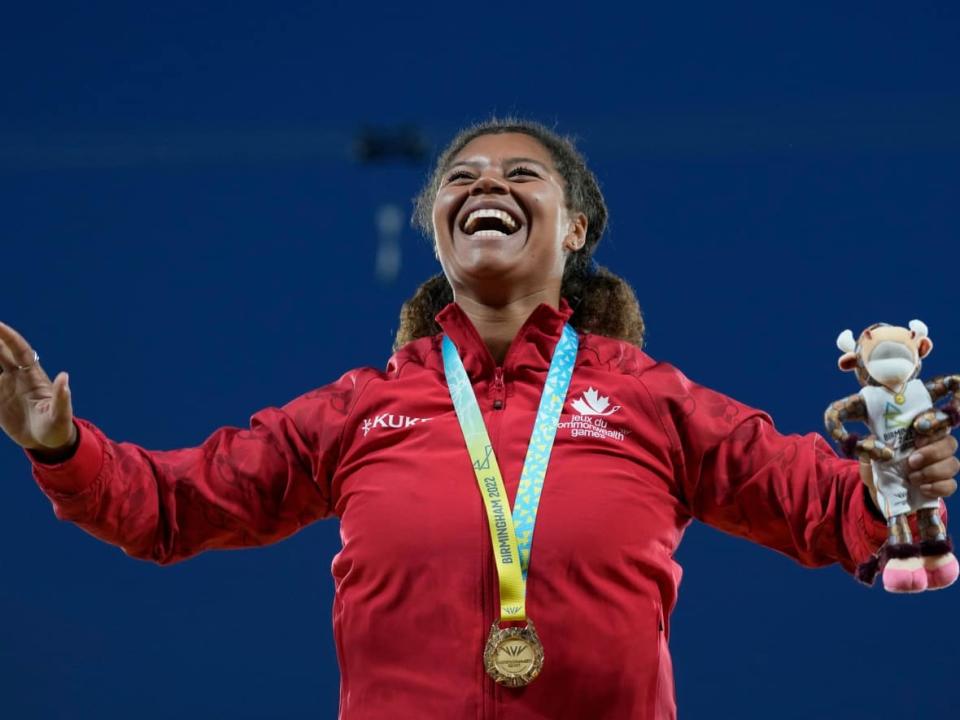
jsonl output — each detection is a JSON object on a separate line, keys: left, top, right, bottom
{"left": 443, "top": 323, "right": 578, "bottom": 623}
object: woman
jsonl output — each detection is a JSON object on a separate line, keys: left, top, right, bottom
{"left": 2, "top": 119, "right": 957, "bottom": 719}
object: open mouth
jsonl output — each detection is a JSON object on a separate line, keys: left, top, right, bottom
{"left": 458, "top": 207, "right": 523, "bottom": 238}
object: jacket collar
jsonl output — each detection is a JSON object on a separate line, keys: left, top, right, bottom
{"left": 435, "top": 298, "right": 575, "bottom": 380}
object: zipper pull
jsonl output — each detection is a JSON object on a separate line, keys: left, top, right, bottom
{"left": 492, "top": 368, "right": 506, "bottom": 410}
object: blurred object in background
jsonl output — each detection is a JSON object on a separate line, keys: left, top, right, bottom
{"left": 375, "top": 203, "right": 404, "bottom": 283}
{"left": 355, "top": 125, "right": 430, "bottom": 164}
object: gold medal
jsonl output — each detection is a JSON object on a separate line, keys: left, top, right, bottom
{"left": 895, "top": 393, "right": 905, "bottom": 404}
{"left": 444, "top": 326, "right": 577, "bottom": 690}
{"left": 483, "top": 619, "right": 545, "bottom": 687}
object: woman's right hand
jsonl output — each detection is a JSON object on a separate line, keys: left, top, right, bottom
{"left": 0, "top": 320, "right": 76, "bottom": 455}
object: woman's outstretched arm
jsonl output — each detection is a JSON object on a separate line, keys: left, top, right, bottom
{"left": 0, "top": 319, "right": 374, "bottom": 565}
{"left": 638, "top": 362, "right": 957, "bottom": 574}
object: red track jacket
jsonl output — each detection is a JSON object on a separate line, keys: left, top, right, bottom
{"left": 30, "top": 301, "right": 888, "bottom": 719}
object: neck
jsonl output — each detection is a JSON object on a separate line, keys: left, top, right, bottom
{"left": 882, "top": 378, "right": 910, "bottom": 393}
{"left": 454, "top": 288, "right": 560, "bottom": 364}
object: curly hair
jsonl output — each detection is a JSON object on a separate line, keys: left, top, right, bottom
{"left": 394, "top": 118, "right": 644, "bottom": 351}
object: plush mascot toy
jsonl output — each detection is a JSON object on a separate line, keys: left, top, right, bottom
{"left": 825, "top": 320, "right": 960, "bottom": 592}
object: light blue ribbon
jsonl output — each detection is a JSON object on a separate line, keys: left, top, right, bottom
{"left": 443, "top": 323, "right": 578, "bottom": 581}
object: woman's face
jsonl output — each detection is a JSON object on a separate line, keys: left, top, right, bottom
{"left": 432, "top": 132, "right": 586, "bottom": 301}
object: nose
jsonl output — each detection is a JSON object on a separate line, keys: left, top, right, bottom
{"left": 469, "top": 171, "right": 508, "bottom": 196}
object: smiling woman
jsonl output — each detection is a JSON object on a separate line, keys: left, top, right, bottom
{"left": 3, "top": 118, "right": 959, "bottom": 720}
{"left": 396, "top": 120, "right": 644, "bottom": 355}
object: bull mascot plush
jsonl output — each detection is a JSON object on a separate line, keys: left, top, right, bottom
{"left": 825, "top": 320, "right": 960, "bottom": 592}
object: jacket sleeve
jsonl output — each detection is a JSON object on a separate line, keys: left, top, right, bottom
{"left": 640, "top": 362, "right": 889, "bottom": 574}
{"left": 27, "top": 369, "right": 375, "bottom": 565}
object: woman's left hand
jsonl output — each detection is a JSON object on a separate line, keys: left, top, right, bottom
{"left": 907, "top": 432, "right": 959, "bottom": 499}
{"left": 859, "top": 432, "right": 958, "bottom": 513}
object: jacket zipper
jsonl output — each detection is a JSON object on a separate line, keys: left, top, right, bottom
{"left": 492, "top": 368, "right": 506, "bottom": 410}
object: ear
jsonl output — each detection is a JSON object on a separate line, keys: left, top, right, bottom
{"left": 563, "top": 211, "right": 588, "bottom": 252}
{"left": 838, "top": 352, "right": 859, "bottom": 372}
{"left": 918, "top": 337, "right": 933, "bottom": 358}
{"left": 836, "top": 329, "right": 856, "bottom": 354}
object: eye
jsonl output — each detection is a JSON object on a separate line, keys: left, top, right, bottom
{"left": 507, "top": 165, "right": 540, "bottom": 179}
{"left": 446, "top": 169, "right": 474, "bottom": 183}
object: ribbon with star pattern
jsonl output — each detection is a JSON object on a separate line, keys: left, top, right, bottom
{"left": 442, "top": 323, "right": 578, "bottom": 623}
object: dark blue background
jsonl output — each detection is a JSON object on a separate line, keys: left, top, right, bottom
{"left": 2, "top": 2, "right": 958, "bottom": 718}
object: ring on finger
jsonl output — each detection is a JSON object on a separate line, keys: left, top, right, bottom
{"left": 15, "top": 350, "right": 39, "bottom": 371}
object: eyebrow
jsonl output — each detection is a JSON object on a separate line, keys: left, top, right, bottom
{"left": 445, "top": 156, "right": 551, "bottom": 171}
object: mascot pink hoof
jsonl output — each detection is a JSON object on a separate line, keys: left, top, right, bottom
{"left": 882, "top": 558, "right": 928, "bottom": 593}
{"left": 924, "top": 553, "right": 959, "bottom": 591}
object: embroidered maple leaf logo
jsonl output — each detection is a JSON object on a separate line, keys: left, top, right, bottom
{"left": 570, "top": 387, "right": 621, "bottom": 416}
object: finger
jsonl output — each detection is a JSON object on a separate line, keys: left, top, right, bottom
{"left": 0, "top": 337, "right": 18, "bottom": 373}
{"left": 0, "top": 343, "right": 48, "bottom": 384}
{"left": 908, "top": 433, "right": 959, "bottom": 469}
{"left": 909, "top": 455, "right": 960, "bottom": 485}
{"left": 53, "top": 372, "right": 72, "bottom": 418}
{"left": 0, "top": 321, "right": 36, "bottom": 366}
{"left": 917, "top": 478, "right": 958, "bottom": 499}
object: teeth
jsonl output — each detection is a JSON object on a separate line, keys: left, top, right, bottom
{"left": 472, "top": 229, "right": 508, "bottom": 238}
{"left": 463, "top": 208, "right": 519, "bottom": 234}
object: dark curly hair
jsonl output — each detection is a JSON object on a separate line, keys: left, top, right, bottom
{"left": 394, "top": 118, "right": 644, "bottom": 350}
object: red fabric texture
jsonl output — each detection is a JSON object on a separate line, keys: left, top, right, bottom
{"left": 30, "top": 301, "right": 887, "bottom": 720}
